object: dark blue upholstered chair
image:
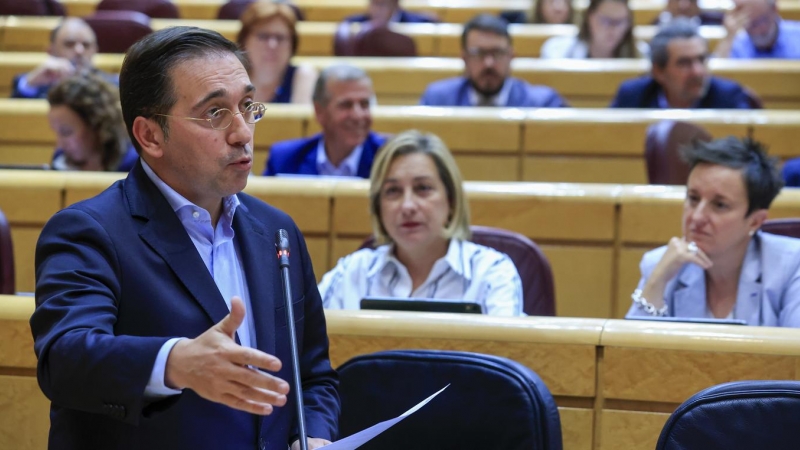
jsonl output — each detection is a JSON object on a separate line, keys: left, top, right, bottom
{"left": 337, "top": 349, "right": 563, "bottom": 450}
{"left": 657, "top": 380, "right": 800, "bottom": 450}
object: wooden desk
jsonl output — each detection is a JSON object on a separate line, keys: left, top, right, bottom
{"left": 3, "top": 51, "right": 800, "bottom": 109}
{"left": 0, "top": 16, "right": 723, "bottom": 59}
{"left": 51, "top": 0, "right": 800, "bottom": 25}
{"left": 5, "top": 295, "right": 800, "bottom": 450}
{"left": 3, "top": 100, "right": 800, "bottom": 183}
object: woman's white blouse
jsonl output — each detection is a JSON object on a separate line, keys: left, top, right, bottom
{"left": 318, "top": 239, "right": 524, "bottom": 316}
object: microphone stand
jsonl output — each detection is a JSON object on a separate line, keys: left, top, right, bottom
{"left": 275, "top": 229, "right": 308, "bottom": 450}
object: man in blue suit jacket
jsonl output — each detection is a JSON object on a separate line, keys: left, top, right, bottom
{"left": 265, "top": 65, "right": 385, "bottom": 178}
{"left": 11, "top": 18, "right": 113, "bottom": 99}
{"left": 344, "top": 0, "right": 438, "bottom": 24}
{"left": 30, "top": 27, "right": 339, "bottom": 450}
{"left": 420, "top": 14, "right": 567, "bottom": 108}
{"left": 610, "top": 19, "right": 756, "bottom": 109}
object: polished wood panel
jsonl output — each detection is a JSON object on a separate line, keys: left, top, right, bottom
{"left": 0, "top": 376, "right": 49, "bottom": 450}
{"left": 523, "top": 156, "right": 646, "bottom": 184}
{"left": 599, "top": 410, "right": 670, "bottom": 450}
{"left": 542, "top": 246, "right": 615, "bottom": 318}
{"left": 49, "top": 0, "right": 800, "bottom": 25}
{"left": 561, "top": 407, "right": 595, "bottom": 450}
{"left": 325, "top": 310, "right": 603, "bottom": 397}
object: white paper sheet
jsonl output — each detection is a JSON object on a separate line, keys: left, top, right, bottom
{"left": 322, "top": 384, "right": 449, "bottom": 450}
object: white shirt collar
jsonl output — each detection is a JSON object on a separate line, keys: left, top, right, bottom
{"left": 315, "top": 138, "right": 364, "bottom": 177}
{"left": 367, "top": 239, "right": 472, "bottom": 280}
{"left": 468, "top": 78, "right": 513, "bottom": 107}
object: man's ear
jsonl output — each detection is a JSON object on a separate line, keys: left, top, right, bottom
{"left": 132, "top": 116, "right": 165, "bottom": 159}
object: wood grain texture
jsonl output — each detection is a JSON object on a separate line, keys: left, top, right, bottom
{"left": 602, "top": 346, "right": 798, "bottom": 403}
{"left": 0, "top": 375, "right": 49, "bottom": 450}
{"left": 599, "top": 409, "right": 670, "bottom": 450}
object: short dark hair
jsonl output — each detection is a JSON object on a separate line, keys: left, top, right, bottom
{"left": 119, "top": 27, "right": 248, "bottom": 154}
{"left": 650, "top": 18, "right": 702, "bottom": 69}
{"left": 460, "top": 14, "right": 511, "bottom": 49}
{"left": 682, "top": 136, "right": 784, "bottom": 216}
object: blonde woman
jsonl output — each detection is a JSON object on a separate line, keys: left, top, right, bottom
{"left": 318, "top": 130, "right": 524, "bottom": 316}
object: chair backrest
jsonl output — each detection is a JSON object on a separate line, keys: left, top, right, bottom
{"left": 0, "top": 0, "right": 64, "bottom": 15}
{"left": 471, "top": 225, "right": 556, "bottom": 316}
{"left": 337, "top": 350, "right": 563, "bottom": 450}
{"left": 657, "top": 380, "right": 800, "bottom": 450}
{"left": 96, "top": 0, "right": 179, "bottom": 18}
{"left": 84, "top": 11, "right": 153, "bottom": 54}
{"left": 359, "top": 225, "right": 556, "bottom": 316}
{"left": 761, "top": 218, "right": 800, "bottom": 239}
{"left": 216, "top": 0, "right": 304, "bottom": 20}
{"left": 644, "top": 120, "right": 712, "bottom": 185}
{"left": 0, "top": 207, "right": 15, "bottom": 295}
{"left": 334, "top": 22, "right": 417, "bottom": 57}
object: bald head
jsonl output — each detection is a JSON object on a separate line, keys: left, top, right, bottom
{"left": 49, "top": 18, "right": 98, "bottom": 69}
{"left": 732, "top": 0, "right": 779, "bottom": 49}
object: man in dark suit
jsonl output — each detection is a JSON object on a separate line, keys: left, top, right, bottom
{"left": 264, "top": 64, "right": 385, "bottom": 178}
{"left": 419, "top": 14, "right": 567, "bottom": 108}
{"left": 344, "top": 0, "right": 438, "bottom": 24}
{"left": 11, "top": 17, "right": 114, "bottom": 99}
{"left": 30, "top": 27, "right": 339, "bottom": 450}
{"left": 610, "top": 18, "right": 756, "bottom": 109}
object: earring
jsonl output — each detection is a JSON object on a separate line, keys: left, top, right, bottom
{"left": 749, "top": 229, "right": 756, "bottom": 237}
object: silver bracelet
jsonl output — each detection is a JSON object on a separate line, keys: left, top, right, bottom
{"left": 631, "top": 289, "right": 668, "bottom": 316}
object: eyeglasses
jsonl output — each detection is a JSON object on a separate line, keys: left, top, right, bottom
{"left": 154, "top": 102, "right": 267, "bottom": 130}
{"left": 255, "top": 32, "right": 290, "bottom": 45}
{"left": 465, "top": 47, "right": 511, "bottom": 60}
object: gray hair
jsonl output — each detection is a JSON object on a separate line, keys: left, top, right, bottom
{"left": 312, "top": 64, "right": 371, "bottom": 105}
{"left": 650, "top": 18, "right": 703, "bottom": 69}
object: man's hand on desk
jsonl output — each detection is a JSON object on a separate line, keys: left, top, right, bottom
{"left": 164, "top": 296, "right": 290, "bottom": 415}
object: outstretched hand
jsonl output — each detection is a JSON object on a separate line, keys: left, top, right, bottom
{"left": 165, "top": 296, "right": 289, "bottom": 415}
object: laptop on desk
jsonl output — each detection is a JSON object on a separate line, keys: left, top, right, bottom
{"left": 360, "top": 297, "right": 483, "bottom": 314}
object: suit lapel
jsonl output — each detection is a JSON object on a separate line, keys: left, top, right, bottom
{"left": 298, "top": 135, "right": 321, "bottom": 175}
{"left": 672, "top": 263, "right": 708, "bottom": 318}
{"left": 232, "top": 200, "right": 277, "bottom": 357}
{"left": 126, "top": 163, "right": 231, "bottom": 328}
{"left": 734, "top": 237, "right": 762, "bottom": 324}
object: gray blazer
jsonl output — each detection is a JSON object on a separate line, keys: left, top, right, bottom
{"left": 626, "top": 231, "right": 800, "bottom": 327}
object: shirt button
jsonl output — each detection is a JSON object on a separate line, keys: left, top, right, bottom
{"left": 192, "top": 211, "right": 200, "bottom": 219}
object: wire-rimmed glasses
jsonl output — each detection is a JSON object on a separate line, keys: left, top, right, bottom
{"left": 154, "top": 102, "right": 267, "bottom": 130}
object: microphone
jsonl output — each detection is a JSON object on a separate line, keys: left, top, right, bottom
{"left": 275, "top": 229, "right": 308, "bottom": 450}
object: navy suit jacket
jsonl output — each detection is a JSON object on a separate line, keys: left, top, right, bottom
{"left": 609, "top": 75, "right": 756, "bottom": 109}
{"left": 419, "top": 77, "right": 568, "bottom": 107}
{"left": 344, "top": 9, "right": 438, "bottom": 23}
{"left": 31, "top": 161, "right": 339, "bottom": 450}
{"left": 264, "top": 131, "right": 386, "bottom": 178}
{"left": 11, "top": 69, "right": 118, "bottom": 99}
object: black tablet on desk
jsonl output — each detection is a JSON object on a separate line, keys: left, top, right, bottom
{"left": 626, "top": 316, "right": 747, "bottom": 326}
{"left": 360, "top": 297, "right": 483, "bottom": 314}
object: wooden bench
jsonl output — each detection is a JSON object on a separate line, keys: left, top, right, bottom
{"left": 49, "top": 0, "right": 800, "bottom": 25}
{"left": 4, "top": 52, "right": 800, "bottom": 108}
{"left": 5, "top": 294, "right": 800, "bottom": 450}
{"left": 4, "top": 169, "right": 800, "bottom": 319}
{"left": 3, "top": 100, "right": 800, "bottom": 182}
{"left": 0, "top": 16, "right": 726, "bottom": 58}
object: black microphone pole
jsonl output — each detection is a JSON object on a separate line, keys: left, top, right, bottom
{"left": 275, "top": 229, "right": 308, "bottom": 450}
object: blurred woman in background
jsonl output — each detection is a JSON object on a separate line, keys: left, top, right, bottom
{"left": 47, "top": 72, "right": 136, "bottom": 171}
{"left": 541, "top": 0, "right": 646, "bottom": 58}
{"left": 238, "top": 1, "right": 318, "bottom": 104}
{"left": 318, "top": 130, "right": 524, "bottom": 316}
{"left": 626, "top": 137, "right": 800, "bottom": 327}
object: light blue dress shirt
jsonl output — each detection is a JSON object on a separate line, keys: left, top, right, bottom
{"left": 141, "top": 160, "right": 255, "bottom": 398}
{"left": 731, "top": 20, "right": 800, "bottom": 59}
{"left": 315, "top": 138, "right": 364, "bottom": 177}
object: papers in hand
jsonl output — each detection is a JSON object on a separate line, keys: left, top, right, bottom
{"left": 323, "top": 384, "right": 449, "bottom": 450}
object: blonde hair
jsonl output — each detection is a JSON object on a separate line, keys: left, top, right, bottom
{"left": 369, "top": 130, "right": 471, "bottom": 245}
